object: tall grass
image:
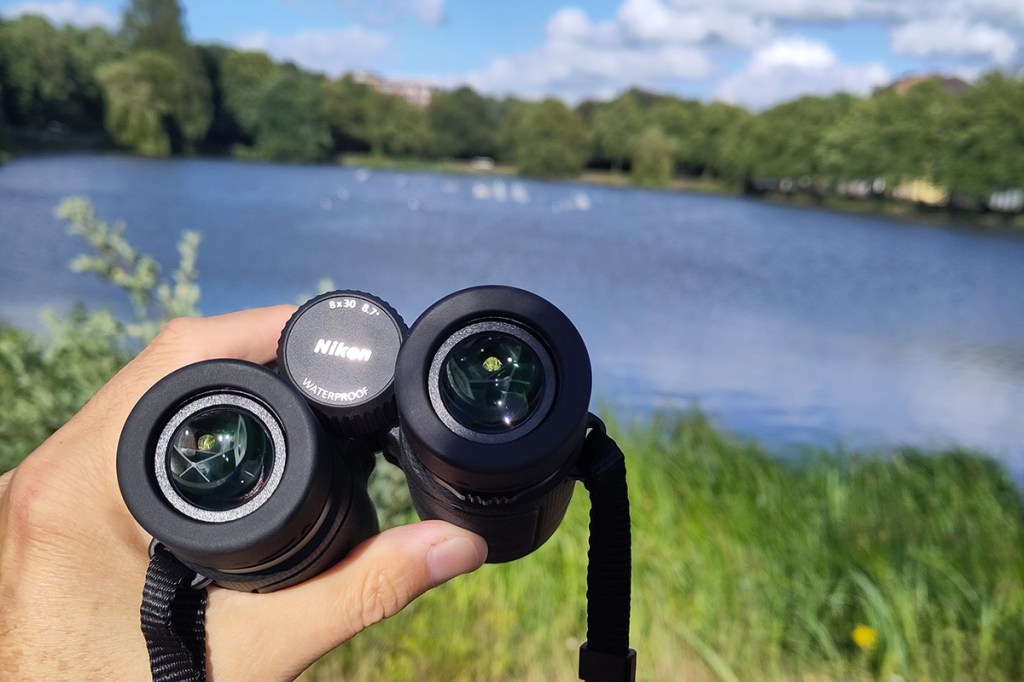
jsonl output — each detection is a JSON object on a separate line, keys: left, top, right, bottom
{"left": 302, "top": 413, "right": 1024, "bottom": 681}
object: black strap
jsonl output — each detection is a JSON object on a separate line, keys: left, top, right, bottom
{"left": 141, "top": 545, "right": 208, "bottom": 682}
{"left": 137, "top": 427, "right": 635, "bottom": 682}
{"left": 576, "top": 421, "right": 638, "bottom": 682}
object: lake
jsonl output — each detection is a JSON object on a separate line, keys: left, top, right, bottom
{"left": 2, "top": 154, "right": 1023, "bottom": 474}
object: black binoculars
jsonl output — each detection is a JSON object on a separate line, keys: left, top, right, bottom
{"left": 118, "top": 285, "right": 593, "bottom": 590}
{"left": 118, "top": 285, "right": 634, "bottom": 682}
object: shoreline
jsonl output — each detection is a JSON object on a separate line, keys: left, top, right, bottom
{"left": 4, "top": 147, "right": 1022, "bottom": 232}
{"left": 341, "top": 153, "right": 1024, "bottom": 232}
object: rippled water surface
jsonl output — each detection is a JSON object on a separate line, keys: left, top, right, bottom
{"left": 2, "top": 155, "right": 1023, "bottom": 472}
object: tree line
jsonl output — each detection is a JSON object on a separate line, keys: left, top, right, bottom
{"left": 2, "top": 0, "right": 1023, "bottom": 207}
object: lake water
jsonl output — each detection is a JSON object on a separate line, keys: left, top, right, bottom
{"left": 2, "top": 154, "right": 1023, "bottom": 473}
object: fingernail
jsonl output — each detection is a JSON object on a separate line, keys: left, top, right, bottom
{"left": 428, "top": 535, "right": 486, "bottom": 585}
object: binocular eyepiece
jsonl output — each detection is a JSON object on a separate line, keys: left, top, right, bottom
{"left": 118, "top": 285, "right": 592, "bottom": 592}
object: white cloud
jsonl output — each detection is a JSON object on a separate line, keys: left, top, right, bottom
{"left": 891, "top": 19, "right": 1018, "bottom": 65}
{"left": 459, "top": 6, "right": 713, "bottom": 102}
{"left": 0, "top": 0, "right": 118, "bottom": 29}
{"left": 235, "top": 27, "right": 391, "bottom": 76}
{"left": 617, "top": 0, "right": 774, "bottom": 49}
{"left": 716, "top": 36, "right": 891, "bottom": 110}
{"left": 447, "top": 0, "right": 1024, "bottom": 104}
{"left": 657, "top": 0, "right": 1024, "bottom": 65}
{"left": 752, "top": 37, "right": 836, "bottom": 69}
{"left": 665, "top": 0, "right": 1024, "bottom": 27}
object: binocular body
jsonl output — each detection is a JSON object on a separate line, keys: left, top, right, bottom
{"left": 117, "top": 285, "right": 593, "bottom": 591}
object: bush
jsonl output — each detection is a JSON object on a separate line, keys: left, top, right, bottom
{"left": 0, "top": 196, "right": 200, "bottom": 471}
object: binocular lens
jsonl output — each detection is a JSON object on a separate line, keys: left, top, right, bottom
{"left": 167, "top": 407, "right": 273, "bottom": 511}
{"left": 440, "top": 331, "right": 547, "bottom": 433}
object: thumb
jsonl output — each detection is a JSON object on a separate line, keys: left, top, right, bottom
{"left": 206, "top": 520, "right": 487, "bottom": 681}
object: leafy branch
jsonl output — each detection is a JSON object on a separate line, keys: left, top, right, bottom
{"left": 56, "top": 196, "right": 201, "bottom": 342}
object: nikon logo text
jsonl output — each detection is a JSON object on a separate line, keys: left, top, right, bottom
{"left": 313, "top": 338, "right": 373, "bottom": 362}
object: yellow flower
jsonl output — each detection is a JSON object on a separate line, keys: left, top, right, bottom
{"left": 852, "top": 624, "right": 878, "bottom": 651}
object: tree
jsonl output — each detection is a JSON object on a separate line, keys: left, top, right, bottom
{"left": 591, "top": 92, "right": 644, "bottom": 169}
{"left": 362, "top": 90, "right": 431, "bottom": 156}
{"left": 62, "top": 25, "right": 127, "bottom": 131}
{"left": 728, "top": 94, "right": 854, "bottom": 186}
{"left": 942, "top": 73, "right": 1024, "bottom": 200}
{"left": 96, "top": 51, "right": 188, "bottom": 155}
{"left": 248, "top": 70, "right": 331, "bottom": 162}
{"left": 689, "top": 102, "right": 751, "bottom": 179}
{"left": 630, "top": 126, "right": 674, "bottom": 187}
{"left": 0, "top": 15, "right": 73, "bottom": 126}
{"left": 501, "top": 98, "right": 589, "bottom": 178}
{"left": 220, "top": 49, "right": 278, "bottom": 136}
{"left": 427, "top": 86, "right": 495, "bottom": 158}
{"left": 490, "top": 96, "right": 526, "bottom": 163}
{"left": 323, "top": 75, "right": 374, "bottom": 152}
{"left": 119, "top": 0, "right": 212, "bottom": 148}
{"left": 121, "top": 0, "right": 187, "bottom": 54}
{"left": 194, "top": 43, "right": 245, "bottom": 151}
{"left": 818, "top": 81, "right": 954, "bottom": 187}
{"left": 325, "top": 78, "right": 430, "bottom": 156}
{"left": 646, "top": 97, "right": 704, "bottom": 174}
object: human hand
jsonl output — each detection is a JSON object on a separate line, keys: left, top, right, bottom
{"left": 0, "top": 306, "right": 488, "bottom": 681}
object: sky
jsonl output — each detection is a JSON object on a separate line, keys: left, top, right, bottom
{"left": 2, "top": 0, "right": 1024, "bottom": 109}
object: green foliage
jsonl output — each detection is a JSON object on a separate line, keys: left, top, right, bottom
{"left": 0, "top": 310, "right": 130, "bottom": 472}
{"left": 731, "top": 95, "right": 855, "bottom": 184}
{"left": 629, "top": 125, "right": 674, "bottom": 187}
{"left": 121, "top": 0, "right": 188, "bottom": 55}
{"left": 363, "top": 90, "right": 431, "bottom": 156}
{"left": 820, "top": 81, "right": 954, "bottom": 187}
{"left": 943, "top": 73, "right": 1024, "bottom": 199}
{"left": 118, "top": 0, "right": 211, "bottom": 149}
{"left": 61, "top": 25, "right": 129, "bottom": 129}
{"left": 96, "top": 51, "right": 185, "bottom": 155}
{"left": 645, "top": 97, "right": 704, "bottom": 172}
{"left": 500, "top": 98, "right": 590, "bottom": 178}
{"left": 305, "top": 413, "right": 1024, "bottom": 681}
{"left": 323, "top": 76, "right": 429, "bottom": 157}
{"left": 220, "top": 50, "right": 278, "bottom": 136}
{"left": 691, "top": 102, "right": 752, "bottom": 179}
{"left": 96, "top": 48, "right": 211, "bottom": 155}
{"left": 57, "top": 196, "right": 201, "bottom": 340}
{"left": 245, "top": 69, "right": 331, "bottom": 163}
{"left": 591, "top": 91, "right": 644, "bottom": 168}
{"left": 0, "top": 15, "right": 74, "bottom": 126}
{"left": 323, "top": 75, "right": 373, "bottom": 151}
{"left": 427, "top": 85, "right": 496, "bottom": 158}
{"left": 0, "top": 197, "right": 201, "bottom": 472}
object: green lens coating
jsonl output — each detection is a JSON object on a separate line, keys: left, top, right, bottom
{"left": 440, "top": 331, "right": 547, "bottom": 433}
{"left": 167, "top": 408, "right": 273, "bottom": 511}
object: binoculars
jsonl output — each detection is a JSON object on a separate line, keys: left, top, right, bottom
{"left": 117, "top": 285, "right": 594, "bottom": 592}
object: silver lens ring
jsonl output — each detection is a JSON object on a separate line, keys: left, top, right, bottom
{"left": 154, "top": 393, "right": 287, "bottom": 523}
{"left": 428, "top": 320, "right": 556, "bottom": 444}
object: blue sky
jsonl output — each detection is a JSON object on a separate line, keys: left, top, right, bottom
{"left": 3, "top": 0, "right": 1023, "bottom": 109}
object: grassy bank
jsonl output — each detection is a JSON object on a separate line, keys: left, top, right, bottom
{"left": 302, "top": 413, "right": 1024, "bottom": 682}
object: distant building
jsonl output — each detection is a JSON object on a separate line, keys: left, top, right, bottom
{"left": 350, "top": 71, "right": 437, "bottom": 108}
{"left": 880, "top": 74, "right": 971, "bottom": 96}
{"left": 892, "top": 179, "right": 949, "bottom": 206}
